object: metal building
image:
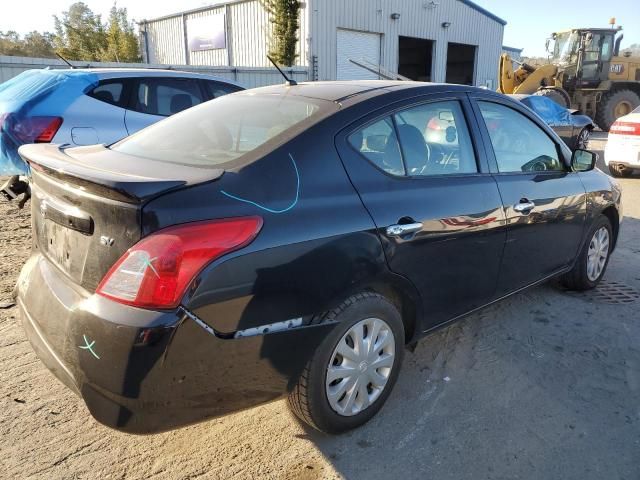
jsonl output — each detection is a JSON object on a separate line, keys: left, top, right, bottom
{"left": 140, "top": 0, "right": 506, "bottom": 88}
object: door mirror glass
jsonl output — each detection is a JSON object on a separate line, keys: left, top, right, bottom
{"left": 571, "top": 149, "right": 597, "bottom": 171}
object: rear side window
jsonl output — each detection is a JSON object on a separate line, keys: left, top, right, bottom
{"left": 478, "top": 101, "right": 563, "bottom": 173}
{"left": 203, "top": 80, "right": 243, "bottom": 99}
{"left": 88, "top": 80, "right": 127, "bottom": 107}
{"left": 133, "top": 78, "right": 204, "bottom": 116}
{"left": 348, "top": 117, "right": 405, "bottom": 176}
{"left": 348, "top": 100, "right": 477, "bottom": 177}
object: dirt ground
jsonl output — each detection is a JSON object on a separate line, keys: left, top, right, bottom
{"left": 1, "top": 134, "right": 640, "bottom": 479}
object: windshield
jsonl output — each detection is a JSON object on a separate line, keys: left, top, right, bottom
{"left": 551, "top": 31, "right": 579, "bottom": 65}
{"left": 112, "top": 92, "right": 335, "bottom": 168}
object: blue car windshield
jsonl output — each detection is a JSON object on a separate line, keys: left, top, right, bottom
{"left": 112, "top": 92, "right": 337, "bottom": 168}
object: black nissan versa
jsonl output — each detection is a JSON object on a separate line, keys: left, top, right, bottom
{"left": 15, "top": 81, "right": 621, "bottom": 435}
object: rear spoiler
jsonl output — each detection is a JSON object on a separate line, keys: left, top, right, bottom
{"left": 20, "top": 144, "right": 222, "bottom": 203}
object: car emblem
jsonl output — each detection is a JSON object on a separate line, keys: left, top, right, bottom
{"left": 100, "top": 236, "right": 115, "bottom": 247}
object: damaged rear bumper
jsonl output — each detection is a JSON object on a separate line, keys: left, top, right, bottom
{"left": 16, "top": 253, "right": 335, "bottom": 434}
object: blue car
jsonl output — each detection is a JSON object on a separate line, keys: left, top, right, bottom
{"left": 0, "top": 68, "right": 243, "bottom": 180}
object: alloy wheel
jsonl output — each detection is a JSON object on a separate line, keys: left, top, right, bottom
{"left": 587, "top": 226, "right": 610, "bottom": 282}
{"left": 325, "top": 317, "right": 395, "bottom": 416}
{"left": 577, "top": 129, "right": 590, "bottom": 150}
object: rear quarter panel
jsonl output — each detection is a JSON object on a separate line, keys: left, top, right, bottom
{"left": 141, "top": 119, "right": 415, "bottom": 336}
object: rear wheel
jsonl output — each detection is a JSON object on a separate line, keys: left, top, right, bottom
{"left": 596, "top": 89, "right": 640, "bottom": 131}
{"left": 609, "top": 163, "right": 632, "bottom": 178}
{"left": 288, "top": 292, "right": 405, "bottom": 434}
{"left": 562, "top": 215, "right": 613, "bottom": 291}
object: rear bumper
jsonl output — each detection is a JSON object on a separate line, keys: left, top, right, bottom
{"left": 604, "top": 140, "right": 640, "bottom": 168}
{"left": 16, "top": 254, "right": 335, "bottom": 434}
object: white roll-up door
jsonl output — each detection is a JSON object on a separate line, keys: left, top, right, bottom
{"left": 336, "top": 29, "right": 381, "bottom": 80}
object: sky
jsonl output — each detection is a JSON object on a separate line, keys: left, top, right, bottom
{"left": 1, "top": 0, "right": 638, "bottom": 57}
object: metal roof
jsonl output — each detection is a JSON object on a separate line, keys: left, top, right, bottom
{"left": 458, "top": 0, "right": 507, "bottom": 26}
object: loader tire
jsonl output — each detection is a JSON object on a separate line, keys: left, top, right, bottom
{"left": 596, "top": 89, "right": 640, "bottom": 131}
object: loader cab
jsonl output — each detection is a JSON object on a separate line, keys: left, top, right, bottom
{"left": 549, "top": 29, "right": 617, "bottom": 89}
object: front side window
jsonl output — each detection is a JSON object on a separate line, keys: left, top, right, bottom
{"left": 133, "top": 78, "right": 204, "bottom": 116}
{"left": 478, "top": 101, "right": 564, "bottom": 173}
{"left": 348, "top": 100, "right": 477, "bottom": 177}
{"left": 113, "top": 93, "right": 333, "bottom": 167}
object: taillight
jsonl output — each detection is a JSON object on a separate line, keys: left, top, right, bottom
{"left": 33, "top": 117, "right": 63, "bottom": 142}
{"left": 1, "top": 114, "right": 63, "bottom": 143}
{"left": 610, "top": 121, "right": 640, "bottom": 136}
{"left": 97, "top": 217, "right": 263, "bottom": 309}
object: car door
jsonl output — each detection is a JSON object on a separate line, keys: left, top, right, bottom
{"left": 470, "top": 95, "right": 587, "bottom": 296}
{"left": 336, "top": 95, "right": 506, "bottom": 329}
{"left": 124, "top": 77, "right": 205, "bottom": 135}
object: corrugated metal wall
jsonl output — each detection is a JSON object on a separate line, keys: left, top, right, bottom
{"left": 0, "top": 55, "right": 309, "bottom": 89}
{"left": 309, "top": 0, "right": 504, "bottom": 87}
{"left": 142, "top": 0, "right": 309, "bottom": 68}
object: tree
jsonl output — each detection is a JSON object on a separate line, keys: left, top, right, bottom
{"left": 0, "top": 31, "right": 56, "bottom": 58}
{"left": 99, "top": 4, "right": 141, "bottom": 62}
{"left": 54, "top": 2, "right": 106, "bottom": 61}
{"left": 261, "top": 0, "right": 301, "bottom": 66}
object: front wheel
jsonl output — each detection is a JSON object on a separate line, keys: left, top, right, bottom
{"left": 575, "top": 128, "right": 591, "bottom": 150}
{"left": 562, "top": 215, "right": 613, "bottom": 291}
{"left": 288, "top": 292, "right": 405, "bottom": 434}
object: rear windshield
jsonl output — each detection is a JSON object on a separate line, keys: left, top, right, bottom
{"left": 112, "top": 92, "right": 336, "bottom": 168}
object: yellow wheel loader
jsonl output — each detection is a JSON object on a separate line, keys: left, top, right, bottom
{"left": 498, "top": 27, "right": 640, "bottom": 130}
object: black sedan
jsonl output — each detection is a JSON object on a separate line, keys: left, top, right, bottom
{"left": 15, "top": 81, "right": 621, "bottom": 435}
{"left": 510, "top": 94, "right": 595, "bottom": 150}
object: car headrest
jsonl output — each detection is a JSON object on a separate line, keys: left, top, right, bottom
{"left": 397, "top": 124, "right": 428, "bottom": 165}
{"left": 94, "top": 90, "right": 115, "bottom": 104}
{"left": 170, "top": 94, "right": 193, "bottom": 114}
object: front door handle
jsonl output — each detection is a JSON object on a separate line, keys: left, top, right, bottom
{"left": 386, "top": 222, "right": 423, "bottom": 237}
{"left": 513, "top": 199, "right": 536, "bottom": 213}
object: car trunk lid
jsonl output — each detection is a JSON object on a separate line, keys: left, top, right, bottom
{"left": 20, "top": 143, "right": 223, "bottom": 291}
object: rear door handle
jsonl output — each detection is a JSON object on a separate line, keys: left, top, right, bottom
{"left": 386, "top": 222, "right": 423, "bottom": 237}
{"left": 513, "top": 199, "right": 536, "bottom": 213}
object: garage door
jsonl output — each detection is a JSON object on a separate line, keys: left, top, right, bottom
{"left": 336, "top": 29, "right": 381, "bottom": 80}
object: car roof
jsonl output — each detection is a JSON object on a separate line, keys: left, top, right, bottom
{"left": 239, "top": 80, "right": 492, "bottom": 104}
{"left": 81, "top": 68, "right": 242, "bottom": 87}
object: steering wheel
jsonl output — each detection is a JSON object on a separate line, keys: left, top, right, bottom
{"left": 521, "top": 155, "right": 551, "bottom": 172}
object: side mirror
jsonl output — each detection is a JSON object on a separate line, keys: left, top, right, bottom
{"left": 571, "top": 149, "right": 597, "bottom": 172}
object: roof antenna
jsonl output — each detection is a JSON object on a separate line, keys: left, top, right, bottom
{"left": 267, "top": 55, "right": 297, "bottom": 86}
{"left": 56, "top": 53, "right": 75, "bottom": 69}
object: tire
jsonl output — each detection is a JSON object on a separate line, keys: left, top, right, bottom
{"left": 562, "top": 215, "right": 613, "bottom": 291}
{"left": 288, "top": 292, "right": 405, "bottom": 434}
{"left": 595, "top": 89, "right": 640, "bottom": 131}
{"left": 608, "top": 163, "right": 632, "bottom": 178}
{"left": 535, "top": 88, "right": 571, "bottom": 108}
{"left": 575, "top": 127, "right": 591, "bottom": 150}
